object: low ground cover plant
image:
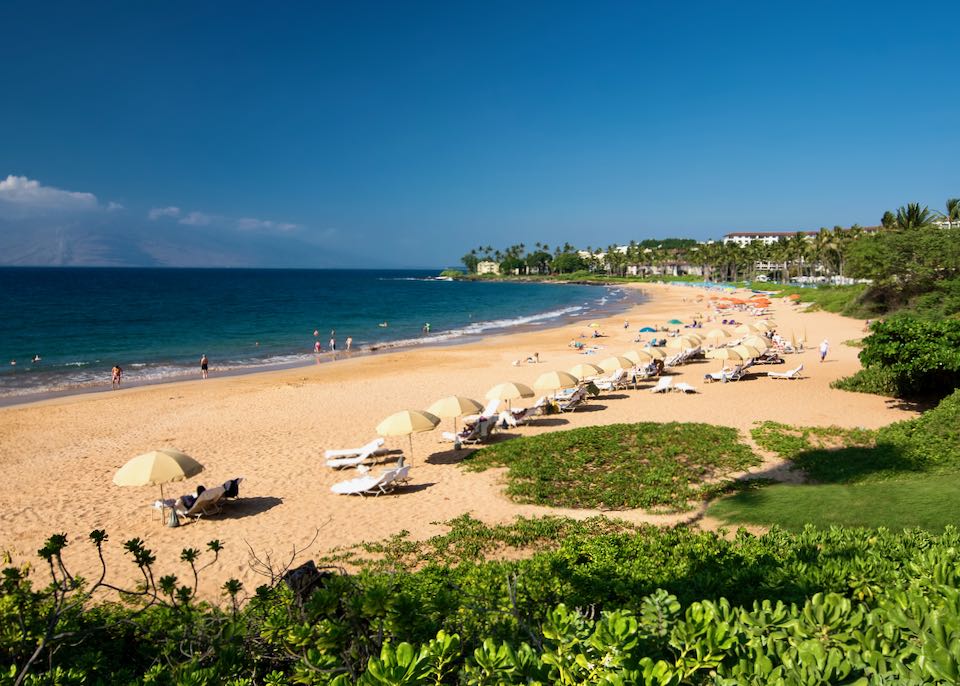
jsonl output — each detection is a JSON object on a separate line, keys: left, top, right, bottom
{"left": 462, "top": 422, "right": 760, "bottom": 511}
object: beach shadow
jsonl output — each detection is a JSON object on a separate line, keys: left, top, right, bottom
{"left": 575, "top": 404, "right": 607, "bottom": 413}
{"left": 885, "top": 396, "right": 939, "bottom": 413}
{"left": 425, "top": 448, "right": 474, "bottom": 465}
{"left": 596, "top": 393, "right": 630, "bottom": 400}
{"left": 396, "top": 482, "right": 435, "bottom": 494}
{"left": 226, "top": 496, "right": 283, "bottom": 519}
{"left": 524, "top": 417, "right": 570, "bottom": 427}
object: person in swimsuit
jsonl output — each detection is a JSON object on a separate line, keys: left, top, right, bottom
{"left": 112, "top": 365, "right": 123, "bottom": 389}
{"left": 200, "top": 354, "right": 209, "bottom": 379}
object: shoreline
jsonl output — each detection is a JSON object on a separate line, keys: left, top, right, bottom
{"left": 0, "top": 281, "right": 918, "bottom": 601}
{"left": 0, "top": 282, "right": 640, "bottom": 409}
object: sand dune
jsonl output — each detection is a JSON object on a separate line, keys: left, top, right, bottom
{"left": 0, "top": 283, "right": 914, "bottom": 600}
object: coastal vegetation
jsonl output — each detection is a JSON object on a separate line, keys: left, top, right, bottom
{"left": 9, "top": 518, "right": 960, "bottom": 683}
{"left": 462, "top": 422, "right": 759, "bottom": 511}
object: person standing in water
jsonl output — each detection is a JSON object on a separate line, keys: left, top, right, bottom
{"left": 200, "top": 354, "right": 209, "bottom": 379}
{"left": 112, "top": 365, "right": 123, "bottom": 389}
{"left": 346, "top": 336, "right": 353, "bottom": 351}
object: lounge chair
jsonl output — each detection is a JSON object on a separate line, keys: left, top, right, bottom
{"left": 325, "top": 438, "right": 388, "bottom": 468}
{"left": 704, "top": 365, "right": 744, "bottom": 383}
{"left": 442, "top": 417, "right": 494, "bottom": 445}
{"left": 674, "top": 382, "right": 698, "bottom": 393}
{"left": 554, "top": 386, "right": 587, "bottom": 412}
{"left": 464, "top": 398, "right": 501, "bottom": 424}
{"left": 594, "top": 368, "right": 627, "bottom": 392}
{"left": 176, "top": 486, "right": 226, "bottom": 521}
{"left": 504, "top": 397, "right": 548, "bottom": 426}
{"left": 324, "top": 438, "right": 385, "bottom": 460}
{"left": 650, "top": 376, "right": 673, "bottom": 393}
{"left": 768, "top": 363, "right": 804, "bottom": 380}
{"left": 330, "top": 464, "right": 411, "bottom": 497}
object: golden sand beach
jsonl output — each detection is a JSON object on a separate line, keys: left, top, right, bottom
{"left": 0, "top": 283, "right": 916, "bottom": 599}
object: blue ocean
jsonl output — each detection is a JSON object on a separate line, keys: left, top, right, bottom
{"left": 0, "top": 268, "right": 635, "bottom": 401}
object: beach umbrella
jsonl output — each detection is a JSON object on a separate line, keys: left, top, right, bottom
{"left": 427, "top": 396, "right": 484, "bottom": 433}
{"left": 114, "top": 449, "right": 204, "bottom": 520}
{"left": 787, "top": 293, "right": 801, "bottom": 300}
{"left": 534, "top": 370, "right": 579, "bottom": 392}
{"left": 754, "top": 320, "right": 775, "bottom": 331}
{"left": 703, "top": 328, "right": 732, "bottom": 343}
{"left": 643, "top": 346, "right": 667, "bottom": 359}
{"left": 485, "top": 382, "right": 534, "bottom": 402}
{"left": 741, "top": 335, "right": 770, "bottom": 353}
{"left": 568, "top": 362, "right": 604, "bottom": 380}
{"left": 599, "top": 355, "right": 635, "bottom": 372}
{"left": 706, "top": 348, "right": 744, "bottom": 362}
{"left": 667, "top": 319, "right": 684, "bottom": 325}
{"left": 376, "top": 409, "right": 440, "bottom": 464}
{"left": 734, "top": 324, "right": 761, "bottom": 335}
{"left": 623, "top": 349, "right": 653, "bottom": 364}
{"left": 730, "top": 344, "right": 763, "bottom": 360}
{"left": 638, "top": 326, "right": 657, "bottom": 332}
{"left": 588, "top": 322, "right": 601, "bottom": 328}
{"left": 666, "top": 335, "right": 700, "bottom": 350}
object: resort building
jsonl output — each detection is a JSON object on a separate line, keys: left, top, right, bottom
{"left": 722, "top": 231, "right": 817, "bottom": 246}
{"left": 476, "top": 260, "right": 500, "bottom": 275}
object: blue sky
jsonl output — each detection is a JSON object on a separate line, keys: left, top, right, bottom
{"left": 1, "top": 1, "right": 957, "bottom": 267}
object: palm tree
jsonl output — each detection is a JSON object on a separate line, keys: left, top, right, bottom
{"left": 894, "top": 203, "right": 933, "bottom": 230}
{"left": 936, "top": 198, "right": 960, "bottom": 228}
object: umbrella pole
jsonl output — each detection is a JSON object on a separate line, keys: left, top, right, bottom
{"left": 409, "top": 434, "right": 414, "bottom": 465}
{"left": 159, "top": 483, "right": 165, "bottom": 524}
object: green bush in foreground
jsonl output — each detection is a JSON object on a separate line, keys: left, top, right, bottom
{"left": 462, "top": 422, "right": 760, "bottom": 511}
{"left": 9, "top": 521, "right": 960, "bottom": 683}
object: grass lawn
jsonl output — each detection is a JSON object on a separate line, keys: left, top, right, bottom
{"left": 463, "top": 422, "right": 759, "bottom": 511}
{"left": 708, "top": 474, "right": 960, "bottom": 531}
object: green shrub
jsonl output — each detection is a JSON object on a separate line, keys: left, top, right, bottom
{"left": 463, "top": 422, "right": 760, "bottom": 511}
{"left": 831, "top": 365, "right": 899, "bottom": 396}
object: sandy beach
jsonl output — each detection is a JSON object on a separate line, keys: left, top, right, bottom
{"left": 0, "top": 283, "right": 916, "bottom": 600}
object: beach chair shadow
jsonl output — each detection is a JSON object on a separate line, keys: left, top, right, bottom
{"left": 227, "top": 496, "right": 283, "bottom": 519}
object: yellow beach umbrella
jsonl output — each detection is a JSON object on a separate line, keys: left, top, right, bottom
{"left": 485, "top": 381, "right": 534, "bottom": 402}
{"left": 534, "top": 370, "right": 579, "bottom": 392}
{"left": 114, "top": 449, "right": 204, "bottom": 520}
{"left": 427, "top": 396, "right": 484, "bottom": 433}
{"left": 754, "top": 320, "right": 776, "bottom": 331}
{"left": 730, "top": 345, "right": 762, "bottom": 360}
{"left": 741, "top": 335, "right": 770, "bottom": 353}
{"left": 706, "top": 348, "right": 744, "bottom": 362}
{"left": 665, "top": 335, "right": 700, "bottom": 350}
{"left": 376, "top": 409, "right": 440, "bottom": 464}
{"left": 623, "top": 349, "right": 653, "bottom": 364}
{"left": 734, "top": 324, "right": 761, "bottom": 335}
{"left": 568, "top": 362, "right": 604, "bottom": 380}
{"left": 643, "top": 347, "right": 667, "bottom": 359}
{"left": 703, "top": 328, "right": 732, "bottom": 343}
{"left": 599, "top": 355, "right": 635, "bottom": 372}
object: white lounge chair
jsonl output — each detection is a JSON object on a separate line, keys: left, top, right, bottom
{"left": 464, "top": 398, "right": 501, "bottom": 424}
{"left": 555, "top": 386, "right": 587, "bottom": 412}
{"left": 768, "top": 363, "right": 804, "bottom": 380}
{"left": 650, "top": 376, "right": 673, "bottom": 393}
{"left": 331, "top": 464, "right": 411, "bottom": 496}
{"left": 325, "top": 438, "right": 388, "bottom": 468}
{"left": 324, "top": 438, "right": 385, "bottom": 459}
{"left": 674, "top": 382, "right": 698, "bottom": 393}
{"left": 594, "top": 368, "right": 626, "bottom": 392}
{"left": 442, "top": 417, "right": 494, "bottom": 445}
{"left": 176, "top": 486, "right": 226, "bottom": 521}
{"left": 704, "top": 365, "right": 744, "bottom": 383}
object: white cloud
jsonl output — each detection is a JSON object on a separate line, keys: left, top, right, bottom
{"left": 236, "top": 217, "right": 300, "bottom": 232}
{"left": 148, "top": 206, "right": 181, "bottom": 220}
{"left": 179, "top": 211, "right": 214, "bottom": 226}
{"left": 0, "top": 175, "right": 99, "bottom": 214}
{"left": 107, "top": 201, "right": 124, "bottom": 212}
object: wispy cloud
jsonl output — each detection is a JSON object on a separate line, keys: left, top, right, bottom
{"left": 0, "top": 175, "right": 100, "bottom": 215}
{"left": 236, "top": 217, "right": 300, "bottom": 232}
{"left": 178, "top": 211, "right": 214, "bottom": 226}
{"left": 149, "top": 204, "right": 300, "bottom": 233}
{"left": 106, "top": 201, "right": 124, "bottom": 212}
{"left": 148, "top": 206, "right": 181, "bottom": 220}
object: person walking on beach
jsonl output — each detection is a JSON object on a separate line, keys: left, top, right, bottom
{"left": 314, "top": 340, "right": 322, "bottom": 354}
{"left": 346, "top": 336, "right": 353, "bottom": 351}
{"left": 112, "top": 365, "right": 123, "bottom": 389}
{"left": 819, "top": 339, "right": 829, "bottom": 363}
{"left": 200, "top": 354, "right": 209, "bottom": 379}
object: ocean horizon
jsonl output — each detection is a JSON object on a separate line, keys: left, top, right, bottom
{"left": 0, "top": 267, "right": 637, "bottom": 403}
